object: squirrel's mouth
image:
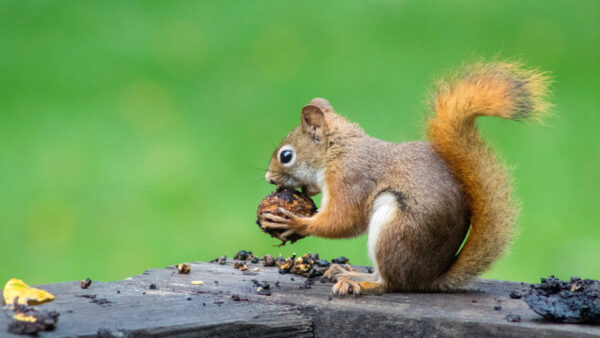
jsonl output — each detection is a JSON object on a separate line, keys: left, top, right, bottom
{"left": 266, "top": 171, "right": 298, "bottom": 188}
{"left": 266, "top": 171, "right": 321, "bottom": 196}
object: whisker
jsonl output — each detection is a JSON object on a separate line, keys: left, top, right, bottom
{"left": 267, "top": 134, "right": 276, "bottom": 148}
{"left": 249, "top": 166, "right": 269, "bottom": 172}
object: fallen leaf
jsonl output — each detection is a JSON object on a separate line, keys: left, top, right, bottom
{"left": 3, "top": 279, "right": 54, "bottom": 306}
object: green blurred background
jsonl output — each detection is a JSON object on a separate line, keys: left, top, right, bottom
{"left": 1, "top": 1, "right": 598, "bottom": 285}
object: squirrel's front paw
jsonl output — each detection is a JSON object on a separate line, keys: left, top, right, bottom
{"left": 332, "top": 277, "right": 361, "bottom": 296}
{"left": 260, "top": 208, "right": 309, "bottom": 240}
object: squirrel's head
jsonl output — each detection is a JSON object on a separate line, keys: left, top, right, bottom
{"left": 265, "top": 98, "right": 335, "bottom": 196}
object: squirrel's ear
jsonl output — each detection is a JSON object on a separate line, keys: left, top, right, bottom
{"left": 301, "top": 104, "right": 326, "bottom": 143}
{"left": 310, "top": 98, "right": 334, "bottom": 112}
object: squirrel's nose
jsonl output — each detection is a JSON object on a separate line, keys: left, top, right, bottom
{"left": 265, "top": 171, "right": 275, "bottom": 185}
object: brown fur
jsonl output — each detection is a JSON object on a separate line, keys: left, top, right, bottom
{"left": 264, "top": 63, "right": 550, "bottom": 293}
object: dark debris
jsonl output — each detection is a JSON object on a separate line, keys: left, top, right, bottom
{"left": 231, "top": 294, "right": 248, "bottom": 301}
{"left": 8, "top": 304, "right": 60, "bottom": 335}
{"left": 523, "top": 276, "right": 600, "bottom": 324}
{"left": 210, "top": 256, "right": 227, "bottom": 265}
{"left": 234, "top": 250, "right": 253, "bottom": 261}
{"left": 509, "top": 290, "right": 523, "bottom": 299}
{"left": 252, "top": 279, "right": 272, "bottom": 296}
{"left": 75, "top": 294, "right": 113, "bottom": 307}
{"left": 331, "top": 256, "right": 349, "bottom": 264}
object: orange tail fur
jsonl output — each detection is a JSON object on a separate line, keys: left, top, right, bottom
{"left": 427, "top": 62, "right": 550, "bottom": 290}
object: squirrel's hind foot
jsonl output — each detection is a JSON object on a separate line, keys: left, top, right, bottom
{"left": 332, "top": 278, "right": 362, "bottom": 296}
{"left": 332, "top": 278, "right": 386, "bottom": 296}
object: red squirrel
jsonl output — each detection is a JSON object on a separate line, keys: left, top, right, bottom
{"left": 261, "top": 62, "right": 550, "bottom": 295}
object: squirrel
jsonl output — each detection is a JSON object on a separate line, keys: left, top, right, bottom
{"left": 261, "top": 62, "right": 550, "bottom": 295}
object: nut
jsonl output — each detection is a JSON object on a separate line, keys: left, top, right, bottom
{"left": 256, "top": 187, "right": 317, "bottom": 245}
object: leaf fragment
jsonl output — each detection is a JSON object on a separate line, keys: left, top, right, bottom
{"left": 13, "top": 313, "right": 37, "bottom": 323}
{"left": 3, "top": 278, "right": 55, "bottom": 306}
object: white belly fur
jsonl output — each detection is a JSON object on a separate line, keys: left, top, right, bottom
{"left": 367, "top": 192, "right": 398, "bottom": 278}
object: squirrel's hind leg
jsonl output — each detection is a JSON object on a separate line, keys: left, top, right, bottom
{"left": 367, "top": 190, "right": 441, "bottom": 292}
{"left": 370, "top": 190, "right": 465, "bottom": 291}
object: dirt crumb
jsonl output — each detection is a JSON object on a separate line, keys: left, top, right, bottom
{"left": 234, "top": 250, "right": 253, "bottom": 261}
{"left": 75, "top": 294, "right": 112, "bottom": 307}
{"left": 210, "top": 256, "right": 227, "bottom": 265}
{"left": 177, "top": 263, "right": 191, "bottom": 274}
{"left": 231, "top": 294, "right": 248, "bottom": 301}
{"left": 262, "top": 254, "right": 276, "bottom": 267}
{"left": 331, "top": 256, "right": 349, "bottom": 264}
{"left": 233, "top": 262, "right": 248, "bottom": 271}
{"left": 509, "top": 290, "right": 523, "bottom": 299}
{"left": 505, "top": 314, "right": 521, "bottom": 322}
{"left": 80, "top": 278, "right": 92, "bottom": 289}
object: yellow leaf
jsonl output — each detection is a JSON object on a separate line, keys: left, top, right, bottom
{"left": 13, "top": 313, "right": 37, "bottom": 323}
{"left": 3, "top": 278, "right": 54, "bottom": 306}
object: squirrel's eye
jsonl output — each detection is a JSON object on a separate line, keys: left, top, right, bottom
{"left": 277, "top": 145, "right": 296, "bottom": 167}
{"left": 279, "top": 150, "right": 294, "bottom": 164}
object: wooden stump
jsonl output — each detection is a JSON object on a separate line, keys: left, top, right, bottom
{"left": 2, "top": 261, "right": 599, "bottom": 337}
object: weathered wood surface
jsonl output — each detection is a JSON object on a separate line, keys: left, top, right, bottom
{"left": 2, "top": 261, "right": 599, "bottom": 337}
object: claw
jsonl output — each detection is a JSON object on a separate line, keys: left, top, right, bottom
{"left": 260, "top": 221, "right": 290, "bottom": 230}
{"left": 277, "top": 207, "right": 297, "bottom": 219}
{"left": 263, "top": 214, "right": 289, "bottom": 223}
{"left": 279, "top": 229, "right": 295, "bottom": 240}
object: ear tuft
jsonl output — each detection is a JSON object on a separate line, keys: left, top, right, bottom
{"left": 301, "top": 104, "right": 326, "bottom": 143}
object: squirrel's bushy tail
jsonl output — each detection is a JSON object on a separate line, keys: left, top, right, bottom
{"left": 427, "top": 62, "right": 550, "bottom": 290}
